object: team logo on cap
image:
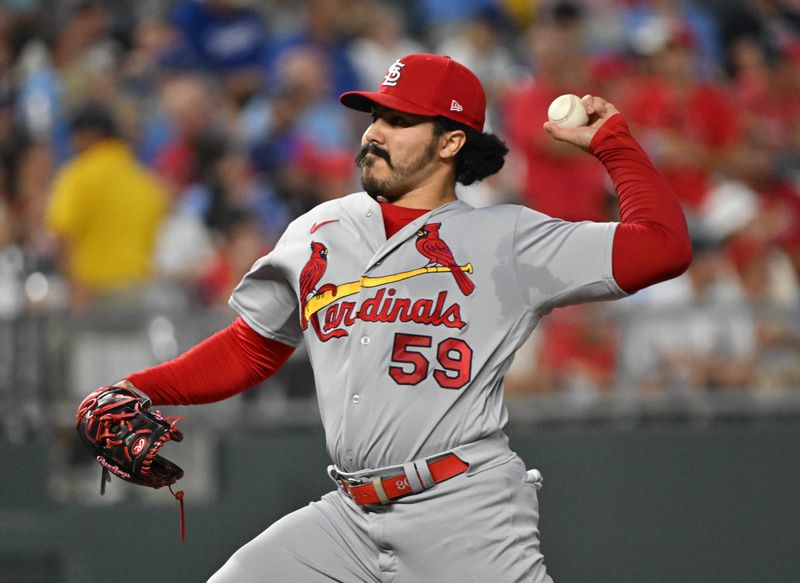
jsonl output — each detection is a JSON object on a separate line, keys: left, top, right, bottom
{"left": 382, "top": 59, "right": 405, "bottom": 87}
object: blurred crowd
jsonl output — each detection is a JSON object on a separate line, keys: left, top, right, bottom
{"left": 2, "top": 0, "right": 800, "bottom": 400}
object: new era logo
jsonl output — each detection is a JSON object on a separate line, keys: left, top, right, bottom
{"left": 450, "top": 100, "right": 463, "bottom": 112}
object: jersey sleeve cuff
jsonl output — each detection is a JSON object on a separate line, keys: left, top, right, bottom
{"left": 228, "top": 297, "right": 303, "bottom": 348}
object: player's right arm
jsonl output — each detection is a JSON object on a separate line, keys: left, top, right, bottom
{"left": 544, "top": 95, "right": 693, "bottom": 294}
{"left": 117, "top": 317, "right": 295, "bottom": 406}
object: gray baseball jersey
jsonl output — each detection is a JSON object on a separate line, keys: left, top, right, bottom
{"left": 230, "top": 192, "right": 623, "bottom": 472}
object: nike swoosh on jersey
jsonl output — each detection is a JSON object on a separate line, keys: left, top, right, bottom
{"left": 310, "top": 219, "right": 340, "bottom": 233}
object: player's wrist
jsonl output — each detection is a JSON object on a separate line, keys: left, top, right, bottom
{"left": 588, "top": 113, "right": 629, "bottom": 155}
{"left": 111, "top": 379, "right": 152, "bottom": 404}
{"left": 113, "top": 379, "right": 137, "bottom": 390}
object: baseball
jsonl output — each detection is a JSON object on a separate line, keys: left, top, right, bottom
{"left": 547, "top": 94, "right": 589, "bottom": 129}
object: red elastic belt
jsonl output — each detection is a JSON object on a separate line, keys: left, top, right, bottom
{"left": 337, "top": 453, "right": 469, "bottom": 505}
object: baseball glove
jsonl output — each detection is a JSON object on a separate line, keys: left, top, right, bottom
{"left": 76, "top": 385, "right": 184, "bottom": 490}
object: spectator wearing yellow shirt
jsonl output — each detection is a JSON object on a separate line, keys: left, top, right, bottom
{"left": 46, "top": 103, "right": 167, "bottom": 310}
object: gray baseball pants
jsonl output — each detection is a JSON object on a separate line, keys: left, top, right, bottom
{"left": 208, "top": 453, "right": 553, "bottom": 583}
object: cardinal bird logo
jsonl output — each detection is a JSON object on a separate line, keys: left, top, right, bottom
{"left": 415, "top": 223, "right": 475, "bottom": 295}
{"left": 299, "top": 241, "right": 329, "bottom": 329}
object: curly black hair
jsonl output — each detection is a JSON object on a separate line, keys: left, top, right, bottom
{"left": 433, "top": 117, "right": 509, "bottom": 186}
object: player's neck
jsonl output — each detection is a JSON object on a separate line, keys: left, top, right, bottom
{"left": 383, "top": 176, "right": 457, "bottom": 210}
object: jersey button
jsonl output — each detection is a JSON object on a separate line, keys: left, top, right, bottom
{"left": 366, "top": 210, "right": 373, "bottom": 217}
{"left": 345, "top": 450, "right": 354, "bottom": 463}
{"left": 352, "top": 395, "right": 360, "bottom": 404}
{"left": 360, "top": 336, "right": 370, "bottom": 346}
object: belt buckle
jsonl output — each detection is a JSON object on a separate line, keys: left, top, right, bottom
{"left": 345, "top": 476, "right": 369, "bottom": 488}
{"left": 346, "top": 474, "right": 393, "bottom": 505}
{"left": 335, "top": 473, "right": 371, "bottom": 495}
{"left": 328, "top": 465, "right": 369, "bottom": 489}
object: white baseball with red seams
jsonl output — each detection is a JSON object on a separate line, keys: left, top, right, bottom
{"left": 548, "top": 93, "right": 589, "bottom": 128}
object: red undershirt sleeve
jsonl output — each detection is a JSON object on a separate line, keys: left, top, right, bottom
{"left": 126, "top": 317, "right": 295, "bottom": 406}
{"left": 589, "top": 114, "right": 693, "bottom": 294}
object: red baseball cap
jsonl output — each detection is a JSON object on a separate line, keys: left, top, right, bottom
{"left": 340, "top": 54, "right": 486, "bottom": 132}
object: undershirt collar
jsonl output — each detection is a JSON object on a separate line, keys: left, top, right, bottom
{"left": 379, "top": 201, "right": 429, "bottom": 238}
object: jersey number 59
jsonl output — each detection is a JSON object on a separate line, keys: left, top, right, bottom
{"left": 389, "top": 333, "right": 473, "bottom": 390}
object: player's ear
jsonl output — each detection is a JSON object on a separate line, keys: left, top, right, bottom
{"left": 438, "top": 129, "right": 467, "bottom": 160}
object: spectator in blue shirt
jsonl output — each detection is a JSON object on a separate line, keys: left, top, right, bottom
{"left": 169, "top": 0, "right": 270, "bottom": 106}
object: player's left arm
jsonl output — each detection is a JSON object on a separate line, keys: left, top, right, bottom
{"left": 121, "top": 221, "right": 306, "bottom": 406}
{"left": 544, "top": 96, "right": 693, "bottom": 293}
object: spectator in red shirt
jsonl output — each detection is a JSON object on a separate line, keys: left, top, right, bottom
{"left": 533, "top": 303, "right": 619, "bottom": 396}
{"left": 617, "top": 19, "right": 744, "bottom": 213}
{"left": 504, "top": 2, "right": 612, "bottom": 222}
{"left": 727, "top": 40, "right": 800, "bottom": 276}
{"left": 154, "top": 74, "right": 226, "bottom": 198}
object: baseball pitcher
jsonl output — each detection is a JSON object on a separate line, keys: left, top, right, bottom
{"left": 76, "top": 54, "right": 691, "bottom": 582}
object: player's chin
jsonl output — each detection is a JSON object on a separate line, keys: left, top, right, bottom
{"left": 361, "top": 167, "right": 385, "bottom": 186}
{"left": 361, "top": 175, "right": 396, "bottom": 200}
{"left": 362, "top": 181, "right": 384, "bottom": 200}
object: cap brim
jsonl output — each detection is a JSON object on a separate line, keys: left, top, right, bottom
{"left": 339, "top": 91, "right": 441, "bottom": 118}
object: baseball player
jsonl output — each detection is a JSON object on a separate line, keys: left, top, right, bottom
{"left": 77, "top": 54, "right": 692, "bottom": 582}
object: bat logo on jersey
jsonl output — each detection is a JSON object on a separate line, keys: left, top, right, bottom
{"left": 415, "top": 223, "right": 474, "bottom": 296}
{"left": 299, "top": 225, "right": 475, "bottom": 342}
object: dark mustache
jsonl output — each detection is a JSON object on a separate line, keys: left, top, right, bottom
{"left": 356, "top": 143, "right": 392, "bottom": 168}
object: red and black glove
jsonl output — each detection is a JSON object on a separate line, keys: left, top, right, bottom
{"left": 76, "top": 385, "right": 184, "bottom": 490}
